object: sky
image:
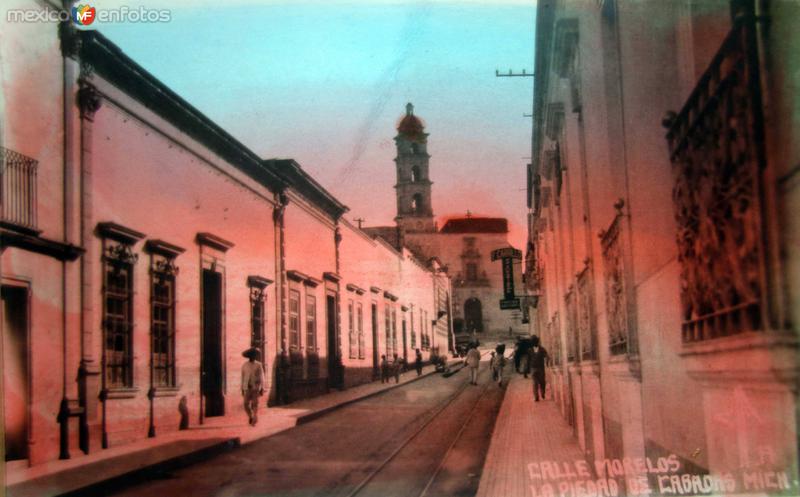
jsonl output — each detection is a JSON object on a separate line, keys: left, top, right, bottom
{"left": 98, "top": 0, "right": 535, "bottom": 249}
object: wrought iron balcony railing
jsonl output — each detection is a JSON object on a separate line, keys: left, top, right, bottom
{"left": 1, "top": 147, "right": 39, "bottom": 232}
{"left": 665, "top": 15, "right": 767, "bottom": 343}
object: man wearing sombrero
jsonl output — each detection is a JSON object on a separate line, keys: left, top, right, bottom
{"left": 241, "top": 347, "right": 264, "bottom": 426}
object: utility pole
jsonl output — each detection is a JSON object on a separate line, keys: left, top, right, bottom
{"left": 354, "top": 217, "right": 365, "bottom": 229}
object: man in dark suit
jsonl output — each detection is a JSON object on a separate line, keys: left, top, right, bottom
{"left": 527, "top": 335, "right": 549, "bottom": 401}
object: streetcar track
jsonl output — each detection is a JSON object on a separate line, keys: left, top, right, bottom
{"left": 345, "top": 351, "right": 493, "bottom": 497}
{"left": 418, "top": 379, "right": 493, "bottom": 497}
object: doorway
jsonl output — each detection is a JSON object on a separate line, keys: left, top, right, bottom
{"left": 326, "top": 294, "right": 342, "bottom": 389}
{"left": 464, "top": 297, "right": 483, "bottom": 333}
{"left": 202, "top": 269, "right": 224, "bottom": 417}
{"left": 2, "top": 285, "right": 29, "bottom": 461}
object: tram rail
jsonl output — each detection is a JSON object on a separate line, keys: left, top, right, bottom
{"left": 345, "top": 350, "right": 495, "bottom": 497}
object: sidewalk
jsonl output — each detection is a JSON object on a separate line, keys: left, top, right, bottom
{"left": 6, "top": 365, "right": 439, "bottom": 497}
{"left": 476, "top": 373, "right": 585, "bottom": 497}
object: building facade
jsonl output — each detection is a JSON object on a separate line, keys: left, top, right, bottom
{"left": 0, "top": 2, "right": 451, "bottom": 469}
{"left": 526, "top": 0, "right": 799, "bottom": 494}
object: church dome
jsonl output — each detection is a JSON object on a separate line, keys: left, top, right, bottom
{"left": 397, "top": 102, "right": 426, "bottom": 140}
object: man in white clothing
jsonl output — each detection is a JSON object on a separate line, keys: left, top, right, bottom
{"left": 465, "top": 345, "right": 481, "bottom": 385}
{"left": 241, "top": 347, "right": 264, "bottom": 426}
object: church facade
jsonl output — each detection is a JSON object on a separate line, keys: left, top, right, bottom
{"left": 365, "top": 104, "right": 526, "bottom": 338}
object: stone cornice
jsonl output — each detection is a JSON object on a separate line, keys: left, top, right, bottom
{"left": 96, "top": 222, "right": 145, "bottom": 245}
{"left": 0, "top": 228, "right": 84, "bottom": 261}
{"left": 196, "top": 232, "right": 234, "bottom": 252}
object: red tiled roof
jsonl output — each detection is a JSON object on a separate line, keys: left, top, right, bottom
{"left": 440, "top": 217, "right": 508, "bottom": 234}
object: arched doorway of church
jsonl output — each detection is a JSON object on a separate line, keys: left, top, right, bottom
{"left": 464, "top": 298, "right": 483, "bottom": 333}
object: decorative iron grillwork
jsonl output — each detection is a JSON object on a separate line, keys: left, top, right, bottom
{"left": 103, "top": 242, "right": 136, "bottom": 388}
{"left": 348, "top": 299, "right": 357, "bottom": 359}
{"left": 151, "top": 269, "right": 176, "bottom": 388}
{"left": 601, "top": 214, "right": 629, "bottom": 355}
{"left": 577, "top": 262, "right": 596, "bottom": 361}
{"left": 357, "top": 302, "right": 365, "bottom": 359}
{"left": 1, "top": 147, "right": 38, "bottom": 231}
{"left": 565, "top": 288, "right": 577, "bottom": 362}
{"left": 665, "top": 15, "right": 767, "bottom": 343}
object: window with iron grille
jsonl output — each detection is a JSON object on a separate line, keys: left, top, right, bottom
{"left": 666, "top": 14, "right": 767, "bottom": 344}
{"left": 391, "top": 307, "right": 398, "bottom": 356}
{"left": 565, "top": 290, "right": 577, "bottom": 362}
{"left": 0, "top": 147, "right": 38, "bottom": 232}
{"left": 385, "top": 304, "right": 392, "bottom": 356}
{"left": 104, "top": 250, "right": 135, "bottom": 388}
{"left": 410, "top": 309, "right": 416, "bottom": 348}
{"left": 289, "top": 289, "right": 300, "bottom": 350}
{"left": 306, "top": 294, "right": 316, "bottom": 351}
{"left": 250, "top": 288, "right": 265, "bottom": 364}
{"left": 348, "top": 299, "right": 357, "bottom": 359}
{"left": 357, "top": 302, "right": 365, "bottom": 359}
{"left": 151, "top": 268, "right": 176, "bottom": 387}
{"left": 601, "top": 215, "right": 630, "bottom": 355}
{"left": 421, "top": 311, "right": 429, "bottom": 350}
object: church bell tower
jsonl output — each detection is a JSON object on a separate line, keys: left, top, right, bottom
{"left": 394, "top": 102, "right": 435, "bottom": 233}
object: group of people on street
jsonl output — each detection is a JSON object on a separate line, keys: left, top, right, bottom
{"left": 239, "top": 346, "right": 428, "bottom": 426}
{"left": 380, "top": 349, "right": 425, "bottom": 383}
{"left": 239, "top": 334, "right": 550, "bottom": 426}
{"left": 463, "top": 334, "right": 549, "bottom": 401}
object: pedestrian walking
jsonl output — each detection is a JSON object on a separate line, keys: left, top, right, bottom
{"left": 513, "top": 337, "right": 523, "bottom": 372}
{"left": 241, "top": 347, "right": 264, "bottom": 426}
{"left": 392, "top": 353, "right": 401, "bottom": 383}
{"left": 466, "top": 345, "right": 481, "bottom": 385}
{"left": 527, "top": 335, "right": 549, "bottom": 401}
{"left": 492, "top": 345, "right": 507, "bottom": 385}
{"left": 516, "top": 337, "right": 532, "bottom": 378}
{"left": 415, "top": 348, "right": 423, "bottom": 376}
{"left": 380, "top": 354, "right": 389, "bottom": 383}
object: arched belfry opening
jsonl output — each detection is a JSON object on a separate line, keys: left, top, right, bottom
{"left": 411, "top": 193, "right": 424, "bottom": 215}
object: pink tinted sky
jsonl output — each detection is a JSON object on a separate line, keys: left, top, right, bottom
{"left": 100, "top": 0, "right": 535, "bottom": 248}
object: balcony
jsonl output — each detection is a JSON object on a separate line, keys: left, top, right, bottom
{"left": 664, "top": 15, "right": 767, "bottom": 343}
{"left": 1, "top": 147, "right": 38, "bottom": 233}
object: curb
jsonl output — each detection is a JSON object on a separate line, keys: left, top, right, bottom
{"left": 295, "top": 369, "right": 439, "bottom": 425}
{"left": 42, "top": 438, "right": 240, "bottom": 497}
{"left": 19, "top": 367, "right": 455, "bottom": 497}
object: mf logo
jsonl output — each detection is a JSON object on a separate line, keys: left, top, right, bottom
{"left": 72, "top": 4, "right": 96, "bottom": 26}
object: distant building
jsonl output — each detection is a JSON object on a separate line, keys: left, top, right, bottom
{"left": 365, "top": 104, "right": 525, "bottom": 337}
